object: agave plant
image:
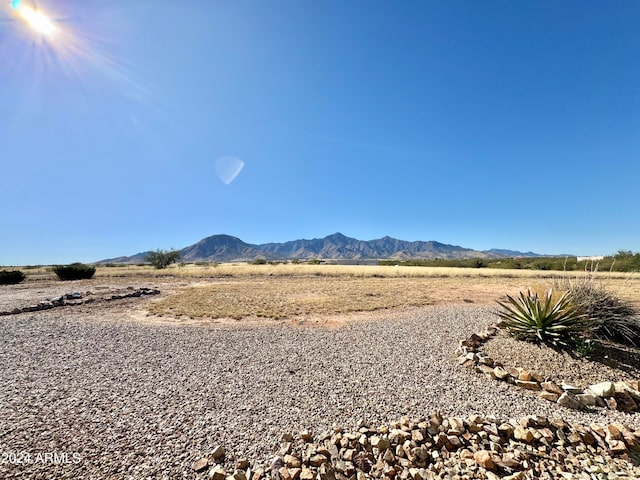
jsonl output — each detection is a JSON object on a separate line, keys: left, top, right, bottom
{"left": 495, "top": 289, "right": 590, "bottom": 346}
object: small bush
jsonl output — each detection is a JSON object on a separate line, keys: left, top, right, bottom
{"left": 53, "top": 263, "right": 96, "bottom": 281}
{"left": 145, "top": 249, "right": 181, "bottom": 269}
{"left": 557, "top": 276, "right": 640, "bottom": 347}
{"left": 496, "top": 288, "right": 590, "bottom": 347}
{"left": 0, "top": 270, "right": 26, "bottom": 285}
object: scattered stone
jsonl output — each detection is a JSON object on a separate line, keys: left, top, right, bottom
{"left": 473, "top": 450, "right": 496, "bottom": 470}
{"left": 557, "top": 392, "right": 583, "bottom": 410}
{"left": 539, "top": 391, "right": 559, "bottom": 402}
{"left": 561, "top": 384, "right": 584, "bottom": 394}
{"left": 589, "top": 382, "right": 615, "bottom": 398}
{"left": 540, "top": 381, "right": 564, "bottom": 395}
{"left": 212, "top": 445, "right": 226, "bottom": 460}
{"left": 576, "top": 393, "right": 599, "bottom": 407}
{"left": 299, "top": 468, "right": 314, "bottom": 480}
{"left": 284, "top": 455, "right": 301, "bottom": 468}
{"left": 193, "top": 458, "right": 209, "bottom": 472}
{"left": 517, "top": 369, "right": 532, "bottom": 382}
{"left": 309, "top": 454, "right": 328, "bottom": 467}
{"left": 513, "top": 426, "right": 534, "bottom": 443}
{"left": 209, "top": 466, "right": 227, "bottom": 480}
{"left": 515, "top": 380, "right": 541, "bottom": 391}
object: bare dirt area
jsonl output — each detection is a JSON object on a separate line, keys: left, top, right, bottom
{"left": 1, "top": 270, "right": 640, "bottom": 478}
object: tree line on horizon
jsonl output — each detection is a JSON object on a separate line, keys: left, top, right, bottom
{"left": 378, "top": 250, "right": 640, "bottom": 272}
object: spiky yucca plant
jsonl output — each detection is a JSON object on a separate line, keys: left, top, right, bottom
{"left": 496, "top": 289, "right": 590, "bottom": 346}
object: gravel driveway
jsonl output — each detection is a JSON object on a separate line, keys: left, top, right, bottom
{"left": 1, "top": 294, "right": 639, "bottom": 479}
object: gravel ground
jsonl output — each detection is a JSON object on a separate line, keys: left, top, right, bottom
{"left": 1, "top": 297, "right": 639, "bottom": 479}
{"left": 483, "top": 329, "right": 640, "bottom": 388}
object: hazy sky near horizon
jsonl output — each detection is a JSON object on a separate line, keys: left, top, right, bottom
{"left": 1, "top": 0, "right": 639, "bottom": 264}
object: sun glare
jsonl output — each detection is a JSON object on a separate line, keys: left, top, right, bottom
{"left": 14, "top": 3, "right": 57, "bottom": 37}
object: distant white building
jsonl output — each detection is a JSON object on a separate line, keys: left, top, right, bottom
{"left": 576, "top": 256, "right": 605, "bottom": 262}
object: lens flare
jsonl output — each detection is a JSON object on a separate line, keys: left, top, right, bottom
{"left": 11, "top": 0, "right": 57, "bottom": 37}
{"left": 216, "top": 156, "right": 245, "bottom": 185}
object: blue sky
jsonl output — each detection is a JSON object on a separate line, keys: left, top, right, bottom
{"left": 1, "top": 0, "right": 639, "bottom": 264}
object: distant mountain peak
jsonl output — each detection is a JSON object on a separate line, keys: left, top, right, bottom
{"left": 98, "top": 233, "right": 543, "bottom": 264}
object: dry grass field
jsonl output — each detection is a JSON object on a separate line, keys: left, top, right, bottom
{"left": 12, "top": 263, "right": 640, "bottom": 322}
{"left": 79, "top": 263, "right": 637, "bottom": 322}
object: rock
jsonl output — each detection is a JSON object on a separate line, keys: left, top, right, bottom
{"left": 515, "top": 380, "right": 540, "bottom": 391}
{"left": 288, "top": 468, "right": 301, "bottom": 480}
{"left": 624, "top": 380, "right": 640, "bottom": 391}
{"left": 507, "top": 367, "right": 520, "bottom": 378}
{"left": 233, "top": 469, "right": 247, "bottom": 480}
{"left": 447, "top": 417, "right": 465, "bottom": 435}
{"left": 473, "top": 450, "right": 495, "bottom": 470}
{"left": 606, "top": 424, "right": 622, "bottom": 441}
{"left": 269, "top": 457, "right": 284, "bottom": 471}
{"left": 613, "top": 391, "right": 638, "bottom": 412}
{"left": 382, "top": 449, "right": 395, "bottom": 463}
{"left": 476, "top": 364, "right": 496, "bottom": 378}
{"left": 209, "top": 466, "right": 227, "bottom": 480}
{"left": 605, "top": 397, "right": 618, "bottom": 410}
{"left": 236, "top": 459, "right": 249, "bottom": 470}
{"left": 493, "top": 366, "right": 510, "bottom": 380}
{"left": 252, "top": 468, "right": 264, "bottom": 480}
{"left": 212, "top": 445, "right": 225, "bottom": 460}
{"left": 539, "top": 391, "right": 559, "bottom": 402}
{"left": 50, "top": 296, "right": 65, "bottom": 306}
{"left": 557, "top": 392, "right": 582, "bottom": 410}
{"left": 318, "top": 463, "right": 335, "bottom": 480}
{"left": 517, "top": 369, "right": 532, "bottom": 381}
{"left": 576, "top": 393, "right": 599, "bottom": 407}
{"left": 193, "top": 458, "right": 209, "bottom": 472}
{"left": 530, "top": 371, "right": 545, "bottom": 382}
{"left": 608, "top": 439, "right": 628, "bottom": 453}
{"left": 513, "top": 427, "right": 534, "bottom": 443}
{"left": 309, "top": 454, "right": 328, "bottom": 467}
{"left": 561, "top": 384, "right": 583, "bottom": 394}
{"left": 278, "top": 467, "right": 292, "bottom": 480}
{"left": 279, "top": 443, "right": 292, "bottom": 456}
{"left": 478, "top": 356, "right": 494, "bottom": 367}
{"left": 284, "top": 455, "right": 301, "bottom": 468}
{"left": 541, "top": 381, "right": 564, "bottom": 395}
{"left": 588, "top": 382, "right": 615, "bottom": 398}
{"left": 299, "top": 468, "right": 314, "bottom": 480}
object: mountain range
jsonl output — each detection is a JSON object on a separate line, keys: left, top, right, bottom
{"left": 98, "top": 233, "right": 543, "bottom": 264}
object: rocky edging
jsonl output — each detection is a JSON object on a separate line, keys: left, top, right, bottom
{"left": 0, "top": 287, "right": 160, "bottom": 316}
{"left": 191, "top": 414, "right": 640, "bottom": 480}
{"left": 455, "top": 327, "right": 640, "bottom": 414}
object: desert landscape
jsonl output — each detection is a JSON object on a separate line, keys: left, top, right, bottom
{"left": 1, "top": 264, "right": 640, "bottom": 479}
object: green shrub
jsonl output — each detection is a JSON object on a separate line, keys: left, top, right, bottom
{"left": 53, "top": 263, "right": 96, "bottom": 281}
{"left": 0, "top": 270, "right": 26, "bottom": 285}
{"left": 557, "top": 276, "right": 640, "bottom": 347}
{"left": 496, "top": 289, "right": 590, "bottom": 347}
{"left": 145, "top": 249, "right": 181, "bottom": 269}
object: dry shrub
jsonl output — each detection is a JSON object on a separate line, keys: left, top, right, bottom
{"left": 554, "top": 274, "right": 640, "bottom": 347}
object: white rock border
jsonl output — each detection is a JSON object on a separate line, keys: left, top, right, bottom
{"left": 0, "top": 287, "right": 160, "bottom": 316}
{"left": 455, "top": 326, "right": 640, "bottom": 414}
